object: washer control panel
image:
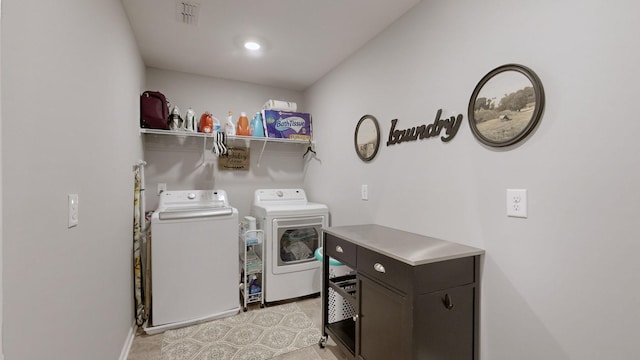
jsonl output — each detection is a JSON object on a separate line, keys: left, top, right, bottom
{"left": 158, "top": 190, "right": 229, "bottom": 209}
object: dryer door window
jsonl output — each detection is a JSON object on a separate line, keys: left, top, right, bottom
{"left": 273, "top": 216, "right": 324, "bottom": 268}
{"left": 279, "top": 227, "right": 318, "bottom": 264}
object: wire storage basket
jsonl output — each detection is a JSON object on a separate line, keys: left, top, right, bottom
{"left": 315, "top": 248, "right": 356, "bottom": 323}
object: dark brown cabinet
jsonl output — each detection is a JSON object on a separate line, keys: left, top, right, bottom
{"left": 319, "top": 225, "right": 483, "bottom": 360}
{"left": 415, "top": 285, "right": 476, "bottom": 359}
{"left": 358, "top": 274, "right": 410, "bottom": 360}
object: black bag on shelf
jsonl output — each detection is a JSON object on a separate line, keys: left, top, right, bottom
{"left": 140, "top": 91, "right": 170, "bottom": 129}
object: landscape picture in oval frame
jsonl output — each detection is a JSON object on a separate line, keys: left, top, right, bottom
{"left": 468, "top": 64, "right": 545, "bottom": 147}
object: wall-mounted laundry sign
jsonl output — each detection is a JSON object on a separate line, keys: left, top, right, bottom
{"left": 219, "top": 147, "right": 250, "bottom": 170}
{"left": 386, "top": 109, "right": 463, "bottom": 146}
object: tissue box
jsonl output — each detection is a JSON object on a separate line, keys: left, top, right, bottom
{"left": 262, "top": 110, "right": 312, "bottom": 140}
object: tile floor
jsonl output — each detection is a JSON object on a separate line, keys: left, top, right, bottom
{"left": 127, "top": 296, "right": 350, "bottom": 360}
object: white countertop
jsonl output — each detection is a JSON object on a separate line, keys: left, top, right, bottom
{"left": 323, "top": 224, "right": 484, "bottom": 266}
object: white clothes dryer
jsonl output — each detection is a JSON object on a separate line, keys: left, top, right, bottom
{"left": 146, "top": 190, "right": 239, "bottom": 334}
{"left": 252, "top": 189, "right": 329, "bottom": 303}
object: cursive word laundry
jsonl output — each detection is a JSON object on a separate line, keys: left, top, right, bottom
{"left": 386, "top": 109, "right": 463, "bottom": 146}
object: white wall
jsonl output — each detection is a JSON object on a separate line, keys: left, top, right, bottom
{"left": 304, "top": 0, "right": 640, "bottom": 359}
{"left": 144, "top": 68, "right": 308, "bottom": 217}
{"left": 0, "top": 0, "right": 4, "bottom": 357}
{"left": 1, "top": 0, "right": 144, "bottom": 359}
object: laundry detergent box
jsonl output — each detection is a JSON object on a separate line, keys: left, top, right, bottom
{"left": 262, "top": 110, "right": 312, "bottom": 141}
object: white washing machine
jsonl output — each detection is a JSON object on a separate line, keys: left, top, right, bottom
{"left": 146, "top": 190, "right": 239, "bottom": 334}
{"left": 252, "top": 189, "right": 329, "bottom": 303}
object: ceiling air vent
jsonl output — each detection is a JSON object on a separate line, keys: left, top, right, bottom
{"left": 176, "top": 1, "right": 200, "bottom": 25}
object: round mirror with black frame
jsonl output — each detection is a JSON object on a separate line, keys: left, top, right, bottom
{"left": 354, "top": 114, "right": 380, "bottom": 162}
{"left": 468, "top": 64, "right": 545, "bottom": 147}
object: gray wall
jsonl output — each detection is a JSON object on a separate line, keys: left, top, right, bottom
{"left": 304, "top": 0, "right": 640, "bottom": 359}
{"left": 2, "top": 0, "right": 637, "bottom": 358}
{"left": 0, "top": 0, "right": 4, "bottom": 355}
{"left": 1, "top": 0, "right": 144, "bottom": 359}
{"left": 143, "top": 68, "right": 307, "bottom": 217}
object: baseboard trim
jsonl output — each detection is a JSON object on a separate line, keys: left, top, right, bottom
{"left": 119, "top": 320, "right": 138, "bottom": 360}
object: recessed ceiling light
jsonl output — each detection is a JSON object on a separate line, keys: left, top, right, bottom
{"left": 244, "top": 41, "right": 261, "bottom": 51}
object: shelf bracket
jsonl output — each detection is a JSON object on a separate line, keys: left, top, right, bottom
{"left": 256, "top": 138, "right": 268, "bottom": 167}
{"left": 199, "top": 135, "right": 211, "bottom": 167}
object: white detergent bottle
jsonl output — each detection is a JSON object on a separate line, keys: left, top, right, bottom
{"left": 185, "top": 107, "right": 196, "bottom": 132}
{"left": 225, "top": 111, "right": 236, "bottom": 136}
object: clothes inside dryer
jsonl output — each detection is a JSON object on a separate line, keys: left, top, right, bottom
{"left": 279, "top": 228, "right": 317, "bottom": 264}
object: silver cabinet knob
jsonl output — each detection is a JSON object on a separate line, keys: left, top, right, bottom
{"left": 374, "top": 263, "right": 386, "bottom": 273}
{"left": 335, "top": 245, "right": 344, "bottom": 253}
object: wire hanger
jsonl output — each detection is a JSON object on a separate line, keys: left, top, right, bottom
{"left": 303, "top": 142, "right": 317, "bottom": 158}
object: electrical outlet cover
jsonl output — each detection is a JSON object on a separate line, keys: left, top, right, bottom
{"left": 507, "top": 189, "right": 527, "bottom": 218}
{"left": 68, "top": 194, "right": 79, "bottom": 228}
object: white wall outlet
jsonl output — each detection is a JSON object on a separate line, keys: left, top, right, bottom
{"left": 68, "top": 194, "right": 79, "bottom": 228}
{"left": 507, "top": 189, "right": 527, "bottom": 218}
{"left": 157, "top": 183, "right": 167, "bottom": 195}
{"left": 361, "top": 184, "right": 368, "bottom": 201}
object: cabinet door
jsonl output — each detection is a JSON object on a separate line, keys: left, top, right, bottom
{"left": 357, "top": 275, "right": 411, "bottom": 360}
{"left": 415, "top": 285, "right": 476, "bottom": 359}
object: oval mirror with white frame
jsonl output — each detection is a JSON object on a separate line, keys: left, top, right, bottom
{"left": 354, "top": 114, "right": 380, "bottom": 162}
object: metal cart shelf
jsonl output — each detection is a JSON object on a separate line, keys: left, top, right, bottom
{"left": 239, "top": 229, "right": 265, "bottom": 311}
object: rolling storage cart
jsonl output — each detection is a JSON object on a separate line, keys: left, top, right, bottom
{"left": 239, "top": 229, "right": 265, "bottom": 311}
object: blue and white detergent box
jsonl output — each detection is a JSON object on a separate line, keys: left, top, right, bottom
{"left": 262, "top": 110, "right": 312, "bottom": 141}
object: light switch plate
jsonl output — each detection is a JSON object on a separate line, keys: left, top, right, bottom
{"left": 507, "top": 189, "right": 527, "bottom": 218}
{"left": 361, "top": 184, "right": 368, "bottom": 201}
{"left": 68, "top": 194, "right": 79, "bottom": 228}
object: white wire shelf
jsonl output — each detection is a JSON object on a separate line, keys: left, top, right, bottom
{"left": 140, "top": 128, "right": 311, "bottom": 144}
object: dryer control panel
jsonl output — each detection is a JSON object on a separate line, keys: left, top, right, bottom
{"left": 254, "top": 189, "right": 307, "bottom": 205}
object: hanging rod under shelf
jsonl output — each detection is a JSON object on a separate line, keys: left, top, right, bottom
{"left": 139, "top": 128, "right": 310, "bottom": 144}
